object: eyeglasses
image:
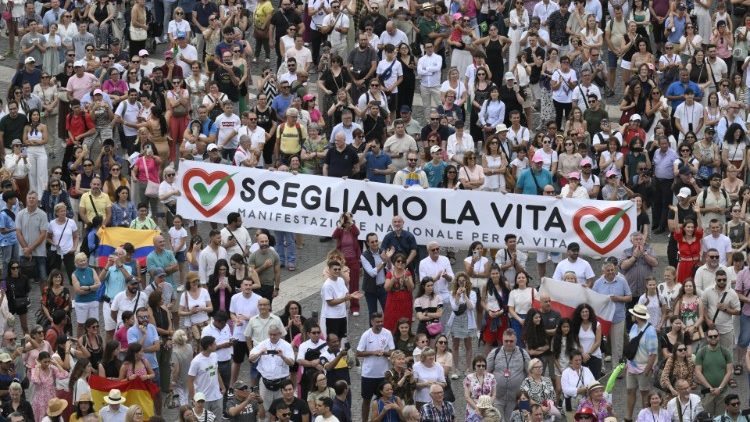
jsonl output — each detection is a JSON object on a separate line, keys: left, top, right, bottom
{"left": 677, "top": 348, "right": 687, "bottom": 351}
{"left": 176, "top": 11, "right": 184, "bottom": 14}
{"left": 233, "top": 50, "right": 241, "bottom": 53}
{"left": 437, "top": 340, "right": 446, "bottom": 344}
{"left": 86, "top": 48, "right": 94, "bottom": 51}
{"left": 680, "top": 149, "right": 690, "bottom": 152}
{"left": 370, "top": 83, "right": 379, "bottom": 87}
{"left": 707, "top": 334, "right": 719, "bottom": 339}
{"left": 542, "top": 140, "right": 551, "bottom": 144}
{"left": 394, "top": 260, "right": 404, "bottom": 264}
{"left": 132, "top": 60, "right": 141, "bottom": 64}
{"left": 53, "top": 171, "right": 62, "bottom": 175}
{"left": 84, "top": 163, "right": 93, "bottom": 167}
{"left": 50, "top": 183, "right": 60, "bottom": 187}
{"left": 67, "top": 53, "right": 75, "bottom": 56}
{"left": 310, "top": 331, "right": 321, "bottom": 334}
{"left": 543, "top": 190, "right": 555, "bottom": 194}
{"left": 730, "top": 402, "right": 741, "bottom": 407}
{"left": 709, "top": 255, "right": 719, "bottom": 259}
{"left": 111, "top": 167, "right": 120, "bottom": 171}
{"left": 716, "top": 278, "right": 727, "bottom": 282}
{"left": 447, "top": 170, "right": 457, "bottom": 174}
{"left": 475, "top": 364, "right": 486, "bottom": 367}
{"left": 408, "top": 158, "right": 418, "bottom": 162}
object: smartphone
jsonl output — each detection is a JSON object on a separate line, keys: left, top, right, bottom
{"left": 472, "top": 250, "right": 479, "bottom": 258}
{"left": 266, "top": 350, "right": 278, "bottom": 355}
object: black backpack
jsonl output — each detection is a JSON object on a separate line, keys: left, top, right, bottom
{"left": 623, "top": 323, "right": 651, "bottom": 361}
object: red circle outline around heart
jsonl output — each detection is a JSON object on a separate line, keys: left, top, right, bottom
{"left": 572, "top": 206, "right": 631, "bottom": 255}
{"left": 182, "top": 168, "right": 236, "bottom": 218}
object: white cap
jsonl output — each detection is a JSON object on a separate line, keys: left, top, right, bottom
{"left": 629, "top": 113, "right": 641, "bottom": 122}
{"left": 138, "top": 49, "right": 149, "bottom": 57}
{"left": 430, "top": 145, "right": 441, "bottom": 153}
{"left": 504, "top": 72, "right": 515, "bottom": 81}
{"left": 24, "top": 57, "right": 35, "bottom": 64}
{"left": 207, "top": 144, "right": 219, "bottom": 152}
{"left": 73, "top": 60, "right": 86, "bottom": 67}
{"left": 93, "top": 89, "right": 103, "bottom": 95}
{"left": 677, "top": 187, "right": 691, "bottom": 198}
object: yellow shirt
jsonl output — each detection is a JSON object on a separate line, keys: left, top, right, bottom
{"left": 277, "top": 122, "right": 307, "bottom": 155}
{"left": 254, "top": 2, "right": 274, "bottom": 29}
{"left": 80, "top": 191, "right": 111, "bottom": 223}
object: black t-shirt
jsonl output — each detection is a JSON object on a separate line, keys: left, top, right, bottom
{"left": 637, "top": 211, "right": 651, "bottom": 233}
{"left": 324, "top": 145, "right": 359, "bottom": 178}
{"left": 420, "top": 124, "right": 452, "bottom": 143}
{"left": 226, "top": 397, "right": 260, "bottom": 422}
{"left": 270, "top": 10, "right": 302, "bottom": 40}
{"left": 0, "top": 114, "right": 28, "bottom": 149}
{"left": 321, "top": 69, "right": 353, "bottom": 94}
{"left": 667, "top": 205, "right": 697, "bottom": 226}
{"left": 540, "top": 309, "right": 561, "bottom": 331}
{"left": 269, "top": 398, "right": 310, "bottom": 422}
{"left": 254, "top": 106, "right": 278, "bottom": 133}
{"left": 215, "top": 66, "right": 241, "bottom": 101}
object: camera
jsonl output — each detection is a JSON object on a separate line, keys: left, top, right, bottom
{"left": 266, "top": 349, "right": 278, "bottom": 355}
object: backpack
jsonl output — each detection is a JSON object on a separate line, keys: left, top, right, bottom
{"left": 80, "top": 226, "right": 99, "bottom": 257}
{"left": 701, "top": 187, "right": 729, "bottom": 210}
{"left": 491, "top": 345, "right": 528, "bottom": 376}
{"left": 276, "top": 122, "right": 305, "bottom": 154}
{"left": 623, "top": 323, "right": 651, "bottom": 361}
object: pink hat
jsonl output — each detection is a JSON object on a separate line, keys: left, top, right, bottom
{"left": 532, "top": 151, "right": 545, "bottom": 163}
{"left": 568, "top": 171, "right": 580, "bottom": 180}
{"left": 452, "top": 12, "right": 463, "bottom": 19}
{"left": 302, "top": 94, "right": 315, "bottom": 102}
{"left": 93, "top": 89, "right": 103, "bottom": 95}
{"left": 580, "top": 157, "right": 593, "bottom": 167}
{"left": 605, "top": 169, "right": 619, "bottom": 178}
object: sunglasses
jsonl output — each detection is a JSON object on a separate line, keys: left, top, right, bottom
{"left": 707, "top": 334, "right": 719, "bottom": 339}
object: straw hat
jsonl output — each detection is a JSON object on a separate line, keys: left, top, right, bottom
{"left": 47, "top": 398, "right": 68, "bottom": 417}
{"left": 628, "top": 304, "right": 650, "bottom": 321}
{"left": 476, "top": 395, "right": 494, "bottom": 409}
{"left": 104, "top": 389, "right": 126, "bottom": 404}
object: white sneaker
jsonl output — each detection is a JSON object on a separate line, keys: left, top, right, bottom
{"left": 352, "top": 312, "right": 360, "bottom": 317}
{"left": 604, "top": 355, "right": 612, "bottom": 362}
{"left": 451, "top": 373, "right": 459, "bottom": 380}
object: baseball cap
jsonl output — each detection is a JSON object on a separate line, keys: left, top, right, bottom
{"left": 193, "top": 393, "right": 206, "bottom": 402}
{"left": 605, "top": 169, "right": 618, "bottom": 178}
{"left": 164, "top": 50, "right": 173, "bottom": 58}
{"left": 176, "top": 31, "right": 187, "bottom": 39}
{"left": 678, "top": 165, "right": 691, "bottom": 175}
{"left": 302, "top": 94, "right": 315, "bottom": 102}
{"left": 531, "top": 151, "right": 544, "bottom": 163}
{"left": 629, "top": 114, "right": 641, "bottom": 122}
{"left": 400, "top": 105, "right": 411, "bottom": 113}
{"left": 73, "top": 60, "right": 85, "bottom": 67}
{"left": 568, "top": 171, "right": 580, "bottom": 180}
{"left": 24, "top": 57, "right": 35, "bottom": 64}
{"left": 93, "top": 89, "right": 103, "bottom": 95}
{"left": 430, "top": 145, "right": 441, "bottom": 154}
{"left": 138, "top": 49, "right": 149, "bottom": 57}
{"left": 677, "top": 187, "right": 691, "bottom": 198}
{"left": 504, "top": 72, "right": 515, "bottom": 81}
{"left": 207, "top": 144, "right": 219, "bottom": 152}
{"left": 152, "top": 268, "right": 166, "bottom": 279}
{"left": 580, "top": 157, "right": 593, "bottom": 167}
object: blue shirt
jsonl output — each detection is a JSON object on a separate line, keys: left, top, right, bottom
{"left": 147, "top": 250, "right": 178, "bottom": 286}
{"left": 365, "top": 151, "right": 392, "bottom": 183}
{"left": 270, "top": 94, "right": 293, "bottom": 120}
{"left": 592, "top": 275, "right": 632, "bottom": 323}
{"left": 104, "top": 266, "right": 128, "bottom": 300}
{"left": 201, "top": 118, "right": 218, "bottom": 138}
{"left": 423, "top": 160, "right": 448, "bottom": 187}
{"left": 0, "top": 208, "right": 16, "bottom": 247}
{"left": 665, "top": 80, "right": 703, "bottom": 109}
{"left": 74, "top": 267, "right": 97, "bottom": 303}
{"left": 127, "top": 324, "right": 160, "bottom": 369}
{"left": 666, "top": 15, "right": 686, "bottom": 44}
{"left": 515, "top": 168, "right": 553, "bottom": 195}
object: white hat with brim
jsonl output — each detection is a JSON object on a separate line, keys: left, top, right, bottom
{"left": 628, "top": 304, "right": 650, "bottom": 321}
{"left": 104, "top": 389, "right": 126, "bottom": 404}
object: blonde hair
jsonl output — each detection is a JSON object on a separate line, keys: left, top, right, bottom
{"left": 54, "top": 202, "right": 67, "bottom": 214}
{"left": 173, "top": 329, "right": 189, "bottom": 345}
{"left": 9, "top": 382, "right": 21, "bottom": 392}
{"left": 75, "top": 252, "right": 88, "bottom": 262}
{"left": 527, "top": 357, "right": 543, "bottom": 373}
{"left": 125, "top": 404, "right": 143, "bottom": 422}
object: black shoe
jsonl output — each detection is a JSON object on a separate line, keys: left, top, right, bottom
{"left": 319, "top": 236, "right": 332, "bottom": 242}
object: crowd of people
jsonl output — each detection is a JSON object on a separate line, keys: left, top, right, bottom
{"left": 0, "top": 0, "right": 748, "bottom": 420}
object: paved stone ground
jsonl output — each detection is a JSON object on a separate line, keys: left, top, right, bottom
{"left": 0, "top": 18, "right": 744, "bottom": 422}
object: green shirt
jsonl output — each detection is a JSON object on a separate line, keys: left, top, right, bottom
{"left": 130, "top": 217, "right": 157, "bottom": 230}
{"left": 417, "top": 17, "right": 441, "bottom": 45}
{"left": 695, "top": 345, "right": 732, "bottom": 388}
{"left": 583, "top": 108, "right": 609, "bottom": 138}
{"left": 248, "top": 249, "right": 280, "bottom": 287}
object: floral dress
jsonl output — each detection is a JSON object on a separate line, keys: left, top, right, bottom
{"left": 31, "top": 365, "right": 68, "bottom": 422}
{"left": 678, "top": 296, "right": 701, "bottom": 328}
{"left": 464, "top": 372, "right": 496, "bottom": 422}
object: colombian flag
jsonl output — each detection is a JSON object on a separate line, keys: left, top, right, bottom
{"left": 96, "top": 227, "right": 160, "bottom": 267}
{"left": 89, "top": 375, "right": 160, "bottom": 418}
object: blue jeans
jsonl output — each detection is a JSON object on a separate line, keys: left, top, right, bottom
{"left": 365, "top": 285, "right": 387, "bottom": 320}
{"left": 274, "top": 231, "right": 296, "bottom": 266}
{"left": 738, "top": 313, "right": 750, "bottom": 348}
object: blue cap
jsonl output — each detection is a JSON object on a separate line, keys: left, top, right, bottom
{"left": 177, "top": 31, "right": 187, "bottom": 39}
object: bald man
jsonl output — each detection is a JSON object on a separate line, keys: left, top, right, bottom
{"left": 146, "top": 234, "right": 179, "bottom": 287}
{"left": 419, "top": 241, "right": 454, "bottom": 326}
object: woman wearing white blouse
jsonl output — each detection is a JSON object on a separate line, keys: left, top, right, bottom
{"left": 412, "top": 348, "right": 446, "bottom": 407}
{"left": 507, "top": 1, "right": 529, "bottom": 69}
{"left": 508, "top": 272, "right": 536, "bottom": 347}
{"left": 558, "top": 172, "right": 589, "bottom": 198}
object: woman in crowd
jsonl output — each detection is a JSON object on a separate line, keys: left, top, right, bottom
{"left": 102, "top": 162, "right": 128, "bottom": 202}
{"left": 384, "top": 350, "right": 416, "bottom": 405}
{"left": 477, "top": 86, "right": 506, "bottom": 135}
{"left": 470, "top": 66, "right": 496, "bottom": 140}
{"left": 47, "top": 204, "right": 78, "bottom": 283}
{"left": 170, "top": 330, "right": 193, "bottom": 406}
{"left": 660, "top": 341, "right": 695, "bottom": 402}
{"left": 110, "top": 186, "right": 136, "bottom": 229}
{"left": 508, "top": 272, "right": 535, "bottom": 346}
{"left": 412, "top": 348, "right": 446, "bottom": 409}
{"left": 131, "top": 140, "right": 162, "bottom": 218}
{"left": 207, "top": 259, "right": 234, "bottom": 316}
{"left": 678, "top": 23, "right": 702, "bottom": 63}
{"left": 673, "top": 278, "right": 704, "bottom": 343}
{"left": 576, "top": 381, "right": 613, "bottom": 422}
{"left": 722, "top": 123, "right": 747, "bottom": 173}
{"left": 437, "top": 91, "right": 465, "bottom": 125}
{"left": 166, "top": 79, "right": 191, "bottom": 162}
{"left": 637, "top": 277, "right": 664, "bottom": 328}
{"left": 552, "top": 318, "right": 577, "bottom": 397}
{"left": 636, "top": 391, "right": 672, "bottom": 422}
{"left": 481, "top": 264, "right": 510, "bottom": 354}
{"left": 481, "top": 135, "right": 508, "bottom": 192}
{"left": 148, "top": 289, "right": 172, "bottom": 396}
{"left": 333, "top": 212, "right": 362, "bottom": 315}
{"left": 23, "top": 108, "right": 49, "bottom": 196}
{"left": 98, "top": 340, "right": 122, "bottom": 378}
{"left": 382, "top": 252, "right": 414, "bottom": 333}
{"left": 71, "top": 252, "right": 100, "bottom": 336}
{"left": 68, "top": 358, "right": 93, "bottom": 403}
{"left": 434, "top": 333, "right": 455, "bottom": 387}
{"left": 524, "top": 309, "right": 551, "bottom": 363}
{"left": 179, "top": 273, "right": 212, "bottom": 347}
{"left": 449, "top": 272, "right": 476, "bottom": 375}
{"left": 670, "top": 205, "right": 704, "bottom": 283}
{"left": 41, "top": 176, "right": 72, "bottom": 221}
{"left": 280, "top": 301, "right": 306, "bottom": 345}
{"left": 31, "top": 351, "right": 69, "bottom": 421}
{"left": 370, "top": 381, "right": 403, "bottom": 422}
{"left": 6, "top": 260, "right": 31, "bottom": 334}
{"left": 308, "top": 371, "right": 335, "bottom": 416}
{"left": 2, "top": 381, "right": 34, "bottom": 422}
{"left": 722, "top": 166, "right": 743, "bottom": 203}
{"left": 413, "top": 277, "right": 443, "bottom": 344}
{"left": 25, "top": 325, "right": 52, "bottom": 374}
{"left": 673, "top": 143, "right": 699, "bottom": 176}
{"left": 561, "top": 350, "right": 595, "bottom": 414}
{"left": 397, "top": 43, "right": 417, "bottom": 110}
{"left": 521, "top": 357, "right": 556, "bottom": 419}
{"left": 571, "top": 303, "right": 602, "bottom": 379}
{"left": 393, "top": 319, "right": 416, "bottom": 360}
{"left": 119, "top": 343, "right": 155, "bottom": 382}
{"left": 68, "top": 393, "right": 96, "bottom": 422}
{"left": 464, "top": 355, "right": 496, "bottom": 422}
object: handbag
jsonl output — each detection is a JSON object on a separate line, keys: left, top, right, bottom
{"left": 426, "top": 322, "right": 443, "bottom": 336}
{"left": 130, "top": 26, "right": 147, "bottom": 41}
{"left": 691, "top": 324, "right": 705, "bottom": 341}
{"left": 172, "top": 103, "right": 188, "bottom": 118}
{"left": 142, "top": 157, "right": 159, "bottom": 198}
{"left": 620, "top": 107, "right": 635, "bottom": 125}
{"left": 733, "top": 28, "right": 748, "bottom": 61}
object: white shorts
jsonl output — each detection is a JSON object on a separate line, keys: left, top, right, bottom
{"left": 74, "top": 301, "right": 99, "bottom": 325}
{"left": 536, "top": 251, "right": 563, "bottom": 264}
{"left": 103, "top": 301, "right": 117, "bottom": 331}
{"left": 620, "top": 59, "right": 631, "bottom": 70}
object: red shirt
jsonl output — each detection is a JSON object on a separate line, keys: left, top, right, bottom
{"left": 65, "top": 112, "right": 94, "bottom": 144}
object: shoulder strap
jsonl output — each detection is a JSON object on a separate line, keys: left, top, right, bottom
{"left": 88, "top": 194, "right": 99, "bottom": 217}
{"left": 132, "top": 291, "right": 141, "bottom": 315}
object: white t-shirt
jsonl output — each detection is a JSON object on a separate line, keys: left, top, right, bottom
{"left": 701, "top": 235, "right": 733, "bottom": 267}
{"left": 188, "top": 352, "right": 223, "bottom": 402}
{"left": 167, "top": 20, "right": 191, "bottom": 39}
{"left": 552, "top": 258, "right": 595, "bottom": 285}
{"left": 47, "top": 218, "right": 78, "bottom": 255}
{"left": 297, "top": 338, "right": 327, "bottom": 363}
{"left": 412, "top": 362, "right": 445, "bottom": 403}
{"left": 115, "top": 100, "right": 143, "bottom": 137}
{"left": 110, "top": 291, "right": 148, "bottom": 326}
{"left": 674, "top": 102, "right": 704, "bottom": 134}
{"left": 356, "top": 328, "right": 395, "bottom": 378}
{"left": 322, "top": 12, "right": 350, "bottom": 45}
{"left": 168, "top": 227, "right": 188, "bottom": 253}
{"left": 321, "top": 277, "right": 348, "bottom": 320}
{"left": 508, "top": 287, "right": 536, "bottom": 314}
{"left": 202, "top": 322, "right": 233, "bottom": 362}
{"left": 214, "top": 113, "right": 242, "bottom": 150}
{"left": 552, "top": 68, "right": 577, "bottom": 103}
{"left": 180, "top": 288, "right": 211, "bottom": 327}
{"left": 229, "top": 292, "right": 262, "bottom": 341}
{"left": 376, "top": 59, "right": 403, "bottom": 93}
{"left": 535, "top": 149, "right": 558, "bottom": 172}
{"left": 176, "top": 44, "right": 198, "bottom": 77}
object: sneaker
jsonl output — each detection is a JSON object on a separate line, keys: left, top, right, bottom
{"left": 265, "top": 58, "right": 270, "bottom": 63}
{"left": 604, "top": 355, "right": 612, "bottom": 362}
{"left": 352, "top": 312, "right": 360, "bottom": 317}
{"left": 451, "top": 373, "right": 459, "bottom": 380}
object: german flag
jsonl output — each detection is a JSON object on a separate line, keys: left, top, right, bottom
{"left": 88, "top": 375, "right": 160, "bottom": 418}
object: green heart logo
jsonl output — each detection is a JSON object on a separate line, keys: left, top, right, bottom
{"left": 572, "top": 206, "right": 632, "bottom": 255}
{"left": 182, "top": 168, "right": 237, "bottom": 218}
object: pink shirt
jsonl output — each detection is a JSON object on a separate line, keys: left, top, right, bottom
{"left": 115, "top": 325, "right": 129, "bottom": 350}
{"left": 135, "top": 157, "right": 160, "bottom": 183}
{"left": 735, "top": 267, "right": 750, "bottom": 316}
{"left": 102, "top": 79, "right": 128, "bottom": 95}
{"left": 66, "top": 73, "right": 98, "bottom": 100}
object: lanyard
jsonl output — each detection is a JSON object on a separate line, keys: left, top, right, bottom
{"left": 503, "top": 348, "right": 515, "bottom": 368}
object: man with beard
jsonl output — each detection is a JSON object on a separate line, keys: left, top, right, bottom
{"left": 110, "top": 278, "right": 147, "bottom": 332}
{"left": 347, "top": 33, "right": 378, "bottom": 105}
{"left": 248, "top": 233, "right": 281, "bottom": 304}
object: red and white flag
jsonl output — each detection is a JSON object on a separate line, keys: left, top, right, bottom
{"left": 533, "top": 277, "right": 616, "bottom": 335}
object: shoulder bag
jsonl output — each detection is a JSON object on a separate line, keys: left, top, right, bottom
{"left": 142, "top": 157, "right": 159, "bottom": 198}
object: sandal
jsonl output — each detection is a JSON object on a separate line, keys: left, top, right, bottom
{"left": 729, "top": 379, "right": 738, "bottom": 388}
{"left": 734, "top": 365, "right": 743, "bottom": 376}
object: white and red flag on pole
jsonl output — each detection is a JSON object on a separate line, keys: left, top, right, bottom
{"left": 534, "top": 277, "right": 616, "bottom": 335}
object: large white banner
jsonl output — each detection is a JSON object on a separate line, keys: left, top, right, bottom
{"left": 176, "top": 161, "right": 637, "bottom": 255}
